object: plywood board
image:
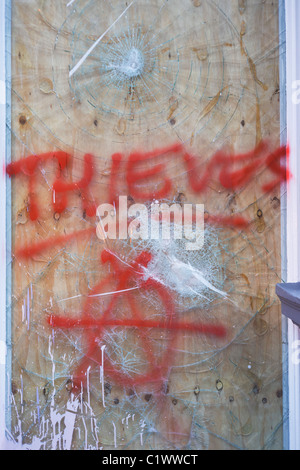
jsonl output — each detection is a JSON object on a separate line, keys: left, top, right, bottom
{"left": 6, "top": 0, "right": 284, "bottom": 450}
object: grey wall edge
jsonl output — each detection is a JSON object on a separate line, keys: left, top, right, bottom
{"left": 278, "top": 0, "right": 289, "bottom": 452}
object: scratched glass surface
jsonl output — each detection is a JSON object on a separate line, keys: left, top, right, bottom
{"left": 7, "top": 0, "right": 285, "bottom": 450}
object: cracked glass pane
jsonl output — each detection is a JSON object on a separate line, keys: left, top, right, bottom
{"left": 6, "top": 0, "right": 285, "bottom": 450}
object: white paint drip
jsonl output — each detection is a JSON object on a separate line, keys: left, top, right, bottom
{"left": 82, "top": 414, "right": 88, "bottom": 450}
{"left": 140, "top": 419, "right": 146, "bottom": 446}
{"left": 48, "top": 335, "right": 56, "bottom": 394}
{"left": 122, "top": 412, "right": 136, "bottom": 428}
{"left": 63, "top": 397, "right": 80, "bottom": 450}
{"left": 2, "top": 393, "right": 80, "bottom": 450}
{"left": 36, "top": 387, "right": 40, "bottom": 424}
{"left": 86, "top": 366, "right": 91, "bottom": 408}
{"left": 20, "top": 373, "right": 24, "bottom": 415}
{"left": 49, "top": 396, "right": 62, "bottom": 450}
{"left": 27, "top": 288, "right": 30, "bottom": 330}
{"left": 48, "top": 395, "right": 79, "bottom": 450}
{"left": 112, "top": 421, "right": 117, "bottom": 449}
{"left": 100, "top": 345, "right": 106, "bottom": 408}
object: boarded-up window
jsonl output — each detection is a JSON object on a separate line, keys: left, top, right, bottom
{"left": 4, "top": 0, "right": 286, "bottom": 450}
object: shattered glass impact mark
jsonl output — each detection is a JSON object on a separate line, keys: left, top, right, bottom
{"left": 7, "top": 0, "right": 284, "bottom": 451}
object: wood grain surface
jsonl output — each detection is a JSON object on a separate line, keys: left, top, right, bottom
{"left": 8, "top": 0, "right": 283, "bottom": 450}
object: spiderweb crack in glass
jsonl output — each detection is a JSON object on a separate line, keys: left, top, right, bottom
{"left": 48, "top": 248, "right": 227, "bottom": 390}
{"left": 101, "top": 43, "right": 147, "bottom": 84}
{"left": 51, "top": 0, "right": 250, "bottom": 140}
{"left": 107, "top": 47, "right": 145, "bottom": 80}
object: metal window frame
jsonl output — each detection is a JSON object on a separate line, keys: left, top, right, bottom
{"left": 0, "top": 0, "right": 11, "bottom": 451}
{"left": 283, "top": 0, "right": 300, "bottom": 452}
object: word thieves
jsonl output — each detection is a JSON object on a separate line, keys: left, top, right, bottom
{"left": 96, "top": 196, "right": 205, "bottom": 251}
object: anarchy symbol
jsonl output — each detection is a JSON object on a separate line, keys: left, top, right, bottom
{"left": 49, "top": 249, "right": 226, "bottom": 389}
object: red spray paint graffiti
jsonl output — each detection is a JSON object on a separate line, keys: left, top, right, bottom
{"left": 183, "top": 141, "right": 289, "bottom": 194}
{"left": 48, "top": 249, "right": 227, "bottom": 389}
{"left": 7, "top": 141, "right": 287, "bottom": 389}
{"left": 6, "top": 151, "right": 97, "bottom": 221}
{"left": 110, "top": 141, "right": 288, "bottom": 202}
{"left": 15, "top": 227, "right": 96, "bottom": 259}
{"left": 8, "top": 140, "right": 289, "bottom": 259}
